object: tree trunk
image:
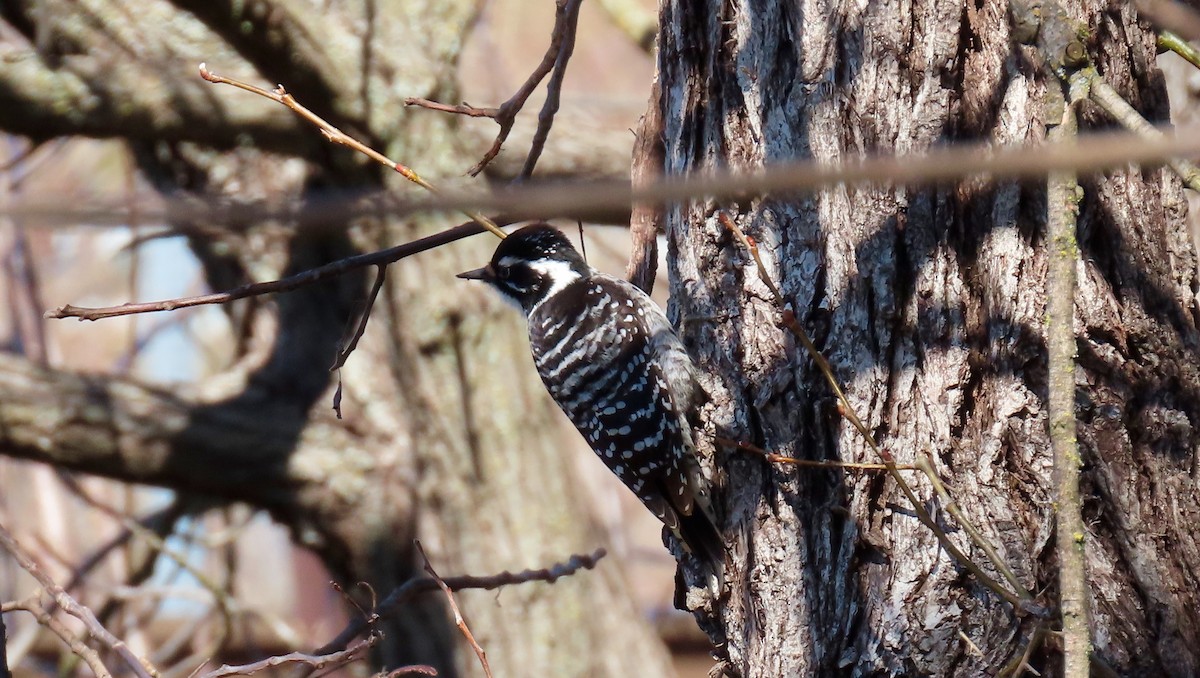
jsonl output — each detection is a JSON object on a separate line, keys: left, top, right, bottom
{"left": 0, "top": 1, "right": 672, "bottom": 676}
{"left": 658, "top": 0, "right": 1200, "bottom": 675}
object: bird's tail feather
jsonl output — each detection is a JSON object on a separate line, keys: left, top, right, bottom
{"left": 676, "top": 508, "right": 725, "bottom": 587}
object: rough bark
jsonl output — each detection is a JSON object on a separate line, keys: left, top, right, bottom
{"left": 0, "top": 1, "right": 672, "bottom": 676}
{"left": 658, "top": 1, "right": 1200, "bottom": 676}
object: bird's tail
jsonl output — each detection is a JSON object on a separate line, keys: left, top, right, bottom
{"left": 675, "top": 507, "right": 726, "bottom": 588}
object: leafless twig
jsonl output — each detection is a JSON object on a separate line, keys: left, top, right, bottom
{"left": 0, "top": 521, "right": 160, "bottom": 678}
{"left": 415, "top": 542, "right": 492, "bottom": 678}
{"left": 715, "top": 437, "right": 916, "bottom": 471}
{"left": 1158, "top": 30, "right": 1200, "bottom": 70}
{"left": 331, "top": 264, "right": 388, "bottom": 418}
{"left": 4, "top": 595, "right": 115, "bottom": 678}
{"left": 199, "top": 632, "right": 387, "bottom": 678}
{"left": 46, "top": 217, "right": 512, "bottom": 321}
{"left": 198, "top": 63, "right": 506, "bottom": 240}
{"left": 315, "top": 548, "right": 606, "bottom": 654}
{"left": 406, "top": 0, "right": 584, "bottom": 178}
{"left": 518, "top": 0, "right": 583, "bottom": 180}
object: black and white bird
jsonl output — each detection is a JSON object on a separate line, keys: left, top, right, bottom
{"left": 458, "top": 223, "right": 724, "bottom": 575}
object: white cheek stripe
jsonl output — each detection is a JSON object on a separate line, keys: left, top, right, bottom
{"left": 528, "top": 258, "right": 583, "bottom": 297}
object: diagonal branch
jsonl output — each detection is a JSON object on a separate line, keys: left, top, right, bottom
{"left": 315, "top": 548, "right": 607, "bottom": 655}
{"left": 0, "top": 522, "right": 160, "bottom": 678}
{"left": 198, "top": 64, "right": 507, "bottom": 239}
{"left": 46, "top": 216, "right": 513, "bottom": 321}
{"left": 406, "top": 0, "right": 584, "bottom": 177}
{"left": 416, "top": 542, "right": 492, "bottom": 678}
{"left": 200, "top": 632, "right": 388, "bottom": 678}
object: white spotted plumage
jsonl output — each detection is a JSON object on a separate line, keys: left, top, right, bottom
{"left": 457, "top": 224, "right": 724, "bottom": 574}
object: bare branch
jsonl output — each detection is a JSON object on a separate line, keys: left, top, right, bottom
{"left": 330, "top": 264, "right": 388, "bottom": 418}
{"left": 406, "top": 0, "right": 584, "bottom": 177}
{"left": 519, "top": 0, "right": 584, "bottom": 179}
{"left": 46, "top": 217, "right": 508, "bottom": 321}
{"left": 0, "top": 522, "right": 160, "bottom": 678}
{"left": 200, "top": 633, "right": 384, "bottom": 678}
{"left": 715, "top": 437, "right": 916, "bottom": 471}
{"left": 1048, "top": 59, "right": 1091, "bottom": 678}
{"left": 198, "top": 64, "right": 507, "bottom": 239}
{"left": 316, "top": 548, "right": 607, "bottom": 655}
{"left": 415, "top": 542, "right": 492, "bottom": 678}
{"left": 1158, "top": 30, "right": 1200, "bottom": 70}
{"left": 4, "top": 595, "right": 115, "bottom": 678}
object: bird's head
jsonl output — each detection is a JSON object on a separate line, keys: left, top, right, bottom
{"left": 457, "top": 223, "right": 589, "bottom": 313}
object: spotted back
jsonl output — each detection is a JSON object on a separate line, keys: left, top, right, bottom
{"left": 528, "top": 274, "right": 699, "bottom": 524}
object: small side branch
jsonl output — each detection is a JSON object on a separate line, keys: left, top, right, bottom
{"left": 3, "top": 596, "right": 115, "bottom": 678}
{"left": 1080, "top": 68, "right": 1200, "bottom": 192}
{"left": 1158, "top": 30, "right": 1200, "bottom": 70}
{"left": 198, "top": 64, "right": 506, "bottom": 239}
{"left": 716, "top": 437, "right": 915, "bottom": 471}
{"left": 406, "top": 0, "right": 584, "bottom": 178}
{"left": 416, "top": 542, "right": 492, "bottom": 678}
{"left": 315, "top": 548, "right": 606, "bottom": 655}
{"left": 200, "top": 633, "right": 390, "bottom": 678}
{"left": 0, "top": 522, "right": 160, "bottom": 678}
{"left": 46, "top": 218, "right": 506, "bottom": 321}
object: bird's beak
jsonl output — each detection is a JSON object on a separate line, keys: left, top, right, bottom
{"left": 457, "top": 265, "right": 494, "bottom": 281}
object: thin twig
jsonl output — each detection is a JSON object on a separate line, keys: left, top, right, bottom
{"left": 716, "top": 212, "right": 1042, "bottom": 616}
{"left": 46, "top": 218, "right": 508, "bottom": 321}
{"left": 198, "top": 63, "right": 506, "bottom": 239}
{"left": 519, "top": 0, "right": 584, "bottom": 179}
{"left": 715, "top": 437, "right": 915, "bottom": 470}
{"left": 315, "top": 548, "right": 606, "bottom": 654}
{"left": 1158, "top": 30, "right": 1200, "bottom": 70}
{"left": 415, "top": 542, "right": 492, "bottom": 678}
{"left": 406, "top": 0, "right": 582, "bottom": 177}
{"left": 0, "top": 523, "right": 160, "bottom": 678}
{"left": 1080, "top": 68, "right": 1200, "bottom": 192}
{"left": 6, "top": 596, "right": 115, "bottom": 678}
{"left": 1000, "top": 624, "right": 1047, "bottom": 677}
{"left": 330, "top": 264, "right": 388, "bottom": 418}
{"left": 200, "top": 633, "right": 385, "bottom": 678}
{"left": 1048, "top": 64, "right": 1091, "bottom": 678}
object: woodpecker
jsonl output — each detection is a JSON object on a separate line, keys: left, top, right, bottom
{"left": 458, "top": 223, "right": 724, "bottom": 575}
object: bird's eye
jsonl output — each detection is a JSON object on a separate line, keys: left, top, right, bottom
{"left": 497, "top": 265, "right": 511, "bottom": 280}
